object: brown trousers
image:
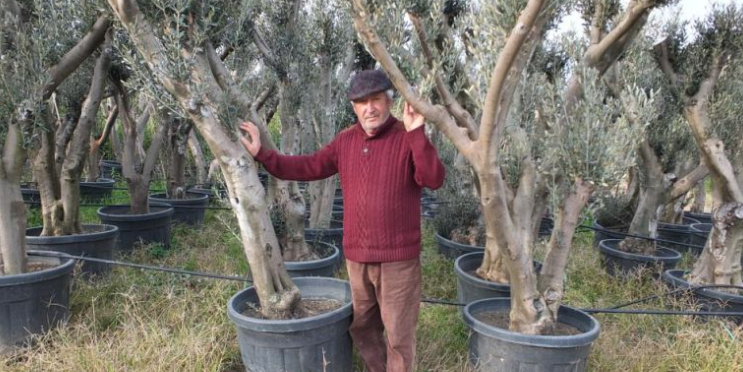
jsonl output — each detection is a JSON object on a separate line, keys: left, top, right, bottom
{"left": 346, "top": 258, "right": 422, "bottom": 372}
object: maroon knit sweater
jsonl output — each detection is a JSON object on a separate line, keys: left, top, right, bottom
{"left": 254, "top": 115, "right": 445, "bottom": 263}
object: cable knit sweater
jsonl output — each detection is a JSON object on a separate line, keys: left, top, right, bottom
{"left": 254, "top": 115, "right": 445, "bottom": 263}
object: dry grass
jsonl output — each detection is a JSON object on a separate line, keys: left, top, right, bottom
{"left": 2, "top": 210, "right": 742, "bottom": 371}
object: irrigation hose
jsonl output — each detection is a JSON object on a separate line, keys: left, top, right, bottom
{"left": 26, "top": 251, "right": 743, "bottom": 318}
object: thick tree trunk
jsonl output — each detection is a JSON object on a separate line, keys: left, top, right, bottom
{"left": 307, "top": 177, "right": 336, "bottom": 229}
{"left": 165, "top": 117, "right": 190, "bottom": 198}
{"left": 187, "top": 130, "right": 207, "bottom": 185}
{"left": 691, "top": 179, "right": 707, "bottom": 213}
{"left": 87, "top": 105, "right": 118, "bottom": 181}
{"left": 0, "top": 122, "right": 28, "bottom": 275}
{"left": 275, "top": 83, "right": 312, "bottom": 261}
{"left": 0, "top": 176, "right": 27, "bottom": 275}
{"left": 688, "top": 203, "right": 743, "bottom": 288}
{"left": 538, "top": 178, "right": 593, "bottom": 323}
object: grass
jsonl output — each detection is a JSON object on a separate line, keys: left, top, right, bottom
{"left": 3, "top": 209, "right": 742, "bottom": 371}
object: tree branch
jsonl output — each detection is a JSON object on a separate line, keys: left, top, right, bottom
{"left": 584, "top": 1, "right": 653, "bottom": 73}
{"left": 42, "top": 16, "right": 111, "bottom": 100}
{"left": 94, "top": 106, "right": 118, "bottom": 150}
{"left": 670, "top": 162, "right": 708, "bottom": 200}
{"left": 408, "top": 12, "right": 478, "bottom": 140}
{"left": 478, "top": 0, "right": 547, "bottom": 156}
{"left": 694, "top": 50, "right": 728, "bottom": 104}
{"left": 653, "top": 38, "right": 682, "bottom": 93}
{"left": 141, "top": 118, "right": 167, "bottom": 181}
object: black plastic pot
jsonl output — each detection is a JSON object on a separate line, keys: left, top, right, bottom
{"left": 689, "top": 223, "right": 712, "bottom": 255}
{"left": 188, "top": 184, "right": 228, "bottom": 201}
{"left": 463, "top": 298, "right": 600, "bottom": 372}
{"left": 26, "top": 224, "right": 119, "bottom": 277}
{"left": 435, "top": 232, "right": 484, "bottom": 259}
{"left": 96, "top": 203, "right": 174, "bottom": 252}
{"left": 454, "top": 252, "right": 542, "bottom": 308}
{"left": 598, "top": 239, "right": 681, "bottom": 277}
{"left": 227, "top": 277, "right": 353, "bottom": 372}
{"left": 662, "top": 270, "right": 743, "bottom": 322}
{"left": 79, "top": 178, "right": 115, "bottom": 202}
{"left": 99, "top": 159, "right": 122, "bottom": 180}
{"left": 148, "top": 192, "right": 209, "bottom": 228}
{"left": 20, "top": 183, "right": 40, "bottom": 205}
{"left": 591, "top": 221, "right": 627, "bottom": 249}
{"left": 538, "top": 216, "right": 554, "bottom": 238}
{"left": 0, "top": 254, "right": 75, "bottom": 355}
{"left": 285, "top": 242, "right": 340, "bottom": 278}
{"left": 657, "top": 220, "right": 696, "bottom": 254}
{"left": 685, "top": 212, "right": 712, "bottom": 225}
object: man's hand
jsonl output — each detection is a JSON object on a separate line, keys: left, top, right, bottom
{"left": 239, "top": 121, "right": 262, "bottom": 157}
{"left": 403, "top": 101, "right": 424, "bottom": 132}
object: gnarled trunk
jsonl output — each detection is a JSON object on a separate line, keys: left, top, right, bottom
{"left": 187, "top": 130, "right": 207, "bottom": 186}
{"left": 307, "top": 177, "right": 336, "bottom": 229}
{"left": 0, "top": 121, "right": 28, "bottom": 275}
{"left": 688, "top": 203, "right": 743, "bottom": 288}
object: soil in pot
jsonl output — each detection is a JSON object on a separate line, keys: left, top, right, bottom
{"left": 474, "top": 311, "right": 583, "bottom": 336}
{"left": 241, "top": 297, "right": 344, "bottom": 320}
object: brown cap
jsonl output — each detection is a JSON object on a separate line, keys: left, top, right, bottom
{"left": 347, "top": 70, "right": 393, "bottom": 101}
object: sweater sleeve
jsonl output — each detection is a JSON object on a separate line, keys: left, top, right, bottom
{"left": 403, "top": 126, "right": 445, "bottom": 190}
{"left": 254, "top": 140, "right": 338, "bottom": 181}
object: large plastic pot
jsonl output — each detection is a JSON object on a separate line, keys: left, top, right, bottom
{"left": 79, "top": 178, "right": 115, "bottom": 201}
{"left": 591, "top": 221, "right": 626, "bottom": 249}
{"left": 657, "top": 220, "right": 696, "bottom": 254}
{"left": 227, "top": 277, "right": 353, "bottom": 372}
{"left": 689, "top": 223, "right": 712, "bottom": 255}
{"left": 454, "top": 252, "right": 542, "bottom": 308}
{"left": 285, "top": 242, "right": 340, "bottom": 278}
{"left": 148, "top": 192, "right": 209, "bottom": 228}
{"left": 99, "top": 159, "right": 122, "bottom": 180}
{"left": 463, "top": 298, "right": 600, "bottom": 372}
{"left": 435, "top": 232, "right": 484, "bottom": 259}
{"left": 598, "top": 239, "right": 681, "bottom": 277}
{"left": 97, "top": 203, "right": 174, "bottom": 252}
{"left": 20, "top": 183, "right": 40, "bottom": 205}
{"left": 685, "top": 212, "right": 712, "bottom": 224}
{"left": 662, "top": 269, "right": 743, "bottom": 323}
{"left": 0, "top": 254, "right": 75, "bottom": 355}
{"left": 26, "top": 224, "right": 118, "bottom": 277}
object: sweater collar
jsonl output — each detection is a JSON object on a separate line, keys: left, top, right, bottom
{"left": 355, "top": 115, "right": 398, "bottom": 139}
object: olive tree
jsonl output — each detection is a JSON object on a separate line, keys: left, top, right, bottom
{"left": 0, "top": 0, "right": 110, "bottom": 273}
{"left": 106, "top": 0, "right": 305, "bottom": 316}
{"left": 350, "top": 0, "right": 668, "bottom": 333}
{"left": 654, "top": 4, "right": 743, "bottom": 287}
{"left": 612, "top": 37, "right": 707, "bottom": 254}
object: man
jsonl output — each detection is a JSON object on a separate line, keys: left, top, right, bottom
{"left": 239, "top": 69, "right": 445, "bottom": 372}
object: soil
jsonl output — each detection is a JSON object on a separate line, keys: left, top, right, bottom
{"left": 618, "top": 238, "right": 656, "bottom": 255}
{"left": 474, "top": 311, "right": 582, "bottom": 336}
{"left": 241, "top": 297, "right": 344, "bottom": 320}
{"left": 451, "top": 225, "right": 486, "bottom": 246}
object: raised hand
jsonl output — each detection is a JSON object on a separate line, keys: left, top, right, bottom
{"left": 403, "top": 101, "right": 425, "bottom": 132}
{"left": 239, "top": 121, "right": 262, "bottom": 157}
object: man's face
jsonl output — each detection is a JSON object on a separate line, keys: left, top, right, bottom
{"left": 352, "top": 91, "right": 392, "bottom": 135}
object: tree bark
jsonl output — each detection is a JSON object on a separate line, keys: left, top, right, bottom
{"left": 538, "top": 178, "right": 594, "bottom": 324}
{"left": 688, "top": 203, "right": 743, "bottom": 288}
{"left": 187, "top": 130, "right": 207, "bottom": 185}
{"left": 0, "top": 122, "right": 28, "bottom": 275}
{"left": 87, "top": 105, "right": 118, "bottom": 181}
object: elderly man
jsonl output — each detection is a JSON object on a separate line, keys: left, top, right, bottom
{"left": 239, "top": 69, "right": 445, "bottom": 372}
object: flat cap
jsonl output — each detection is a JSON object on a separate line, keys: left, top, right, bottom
{"left": 347, "top": 70, "right": 393, "bottom": 101}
